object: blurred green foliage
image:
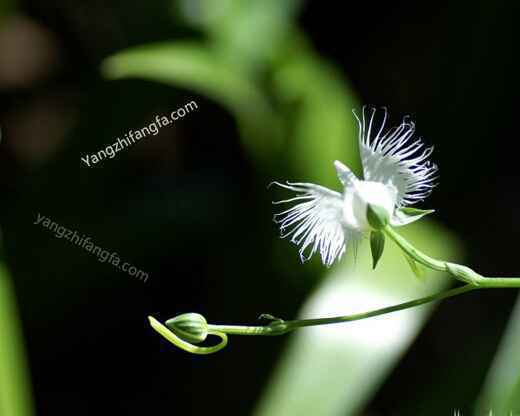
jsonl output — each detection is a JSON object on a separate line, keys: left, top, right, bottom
{"left": 477, "top": 293, "right": 520, "bottom": 414}
{"left": 102, "top": 0, "right": 360, "bottom": 187}
{"left": 102, "top": 42, "right": 283, "bottom": 163}
{"left": 0, "top": 261, "right": 34, "bottom": 416}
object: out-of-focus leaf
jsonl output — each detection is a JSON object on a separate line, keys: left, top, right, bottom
{"left": 272, "top": 38, "right": 361, "bottom": 188}
{"left": 0, "top": 262, "right": 34, "bottom": 416}
{"left": 176, "top": 0, "right": 303, "bottom": 71}
{"left": 254, "top": 220, "right": 461, "bottom": 416}
{"left": 475, "top": 293, "right": 520, "bottom": 414}
{"left": 101, "top": 42, "right": 282, "bottom": 161}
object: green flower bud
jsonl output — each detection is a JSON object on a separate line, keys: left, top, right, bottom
{"left": 165, "top": 313, "right": 208, "bottom": 344}
{"left": 366, "top": 203, "right": 390, "bottom": 230}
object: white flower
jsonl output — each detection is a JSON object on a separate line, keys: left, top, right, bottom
{"left": 273, "top": 106, "right": 438, "bottom": 267}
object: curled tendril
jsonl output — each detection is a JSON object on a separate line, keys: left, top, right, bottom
{"left": 148, "top": 316, "right": 228, "bottom": 355}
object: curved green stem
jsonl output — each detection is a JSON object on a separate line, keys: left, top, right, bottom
{"left": 148, "top": 316, "right": 228, "bottom": 355}
{"left": 286, "top": 283, "right": 475, "bottom": 329}
{"left": 150, "top": 225, "right": 520, "bottom": 355}
{"left": 384, "top": 225, "right": 520, "bottom": 288}
{"left": 383, "top": 225, "right": 447, "bottom": 272}
{"left": 212, "top": 284, "right": 475, "bottom": 334}
{"left": 149, "top": 283, "right": 477, "bottom": 354}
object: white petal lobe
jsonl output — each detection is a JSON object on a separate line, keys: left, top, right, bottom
{"left": 354, "top": 106, "right": 438, "bottom": 206}
{"left": 273, "top": 182, "right": 347, "bottom": 267}
{"left": 334, "top": 160, "right": 358, "bottom": 188}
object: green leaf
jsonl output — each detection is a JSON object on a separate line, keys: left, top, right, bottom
{"left": 403, "top": 252, "right": 425, "bottom": 280}
{"left": 370, "top": 231, "right": 385, "bottom": 270}
{"left": 177, "top": 0, "right": 304, "bottom": 72}
{"left": 101, "top": 42, "right": 282, "bottom": 161}
{"left": 0, "top": 263, "right": 35, "bottom": 416}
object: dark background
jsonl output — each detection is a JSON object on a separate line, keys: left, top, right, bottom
{"left": 0, "top": 0, "right": 516, "bottom": 414}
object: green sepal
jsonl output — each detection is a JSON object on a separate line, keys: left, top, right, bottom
{"left": 370, "top": 231, "right": 386, "bottom": 270}
{"left": 403, "top": 252, "right": 425, "bottom": 280}
{"left": 391, "top": 207, "right": 435, "bottom": 227}
{"left": 399, "top": 207, "right": 435, "bottom": 217}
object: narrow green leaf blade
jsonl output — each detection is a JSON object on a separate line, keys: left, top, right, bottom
{"left": 100, "top": 42, "right": 282, "bottom": 160}
{"left": 370, "top": 231, "right": 385, "bottom": 270}
{"left": 0, "top": 264, "right": 35, "bottom": 416}
{"left": 403, "top": 252, "right": 425, "bottom": 280}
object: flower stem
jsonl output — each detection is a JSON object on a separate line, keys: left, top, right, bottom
{"left": 286, "top": 283, "right": 475, "bottom": 330}
{"left": 384, "top": 225, "right": 446, "bottom": 271}
{"left": 151, "top": 226, "right": 520, "bottom": 354}
{"left": 150, "top": 283, "right": 477, "bottom": 355}
{"left": 384, "top": 225, "right": 520, "bottom": 288}
{"left": 477, "top": 278, "right": 520, "bottom": 288}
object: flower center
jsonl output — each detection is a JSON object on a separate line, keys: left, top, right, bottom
{"left": 342, "top": 181, "right": 397, "bottom": 231}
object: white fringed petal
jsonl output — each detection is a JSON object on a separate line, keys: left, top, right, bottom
{"left": 354, "top": 106, "right": 438, "bottom": 207}
{"left": 273, "top": 182, "right": 349, "bottom": 267}
{"left": 272, "top": 107, "right": 437, "bottom": 267}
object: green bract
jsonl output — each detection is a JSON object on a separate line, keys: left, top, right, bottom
{"left": 370, "top": 231, "right": 385, "bottom": 269}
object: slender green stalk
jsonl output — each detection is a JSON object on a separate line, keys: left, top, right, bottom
{"left": 149, "top": 284, "right": 477, "bottom": 353}
{"left": 286, "top": 283, "right": 475, "bottom": 329}
{"left": 383, "top": 225, "right": 448, "bottom": 272}
{"left": 478, "top": 278, "right": 520, "bottom": 288}
{"left": 384, "top": 225, "right": 520, "bottom": 288}
{"left": 209, "top": 284, "right": 476, "bottom": 336}
{"left": 150, "top": 225, "right": 520, "bottom": 354}
{"left": 207, "top": 324, "right": 271, "bottom": 336}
